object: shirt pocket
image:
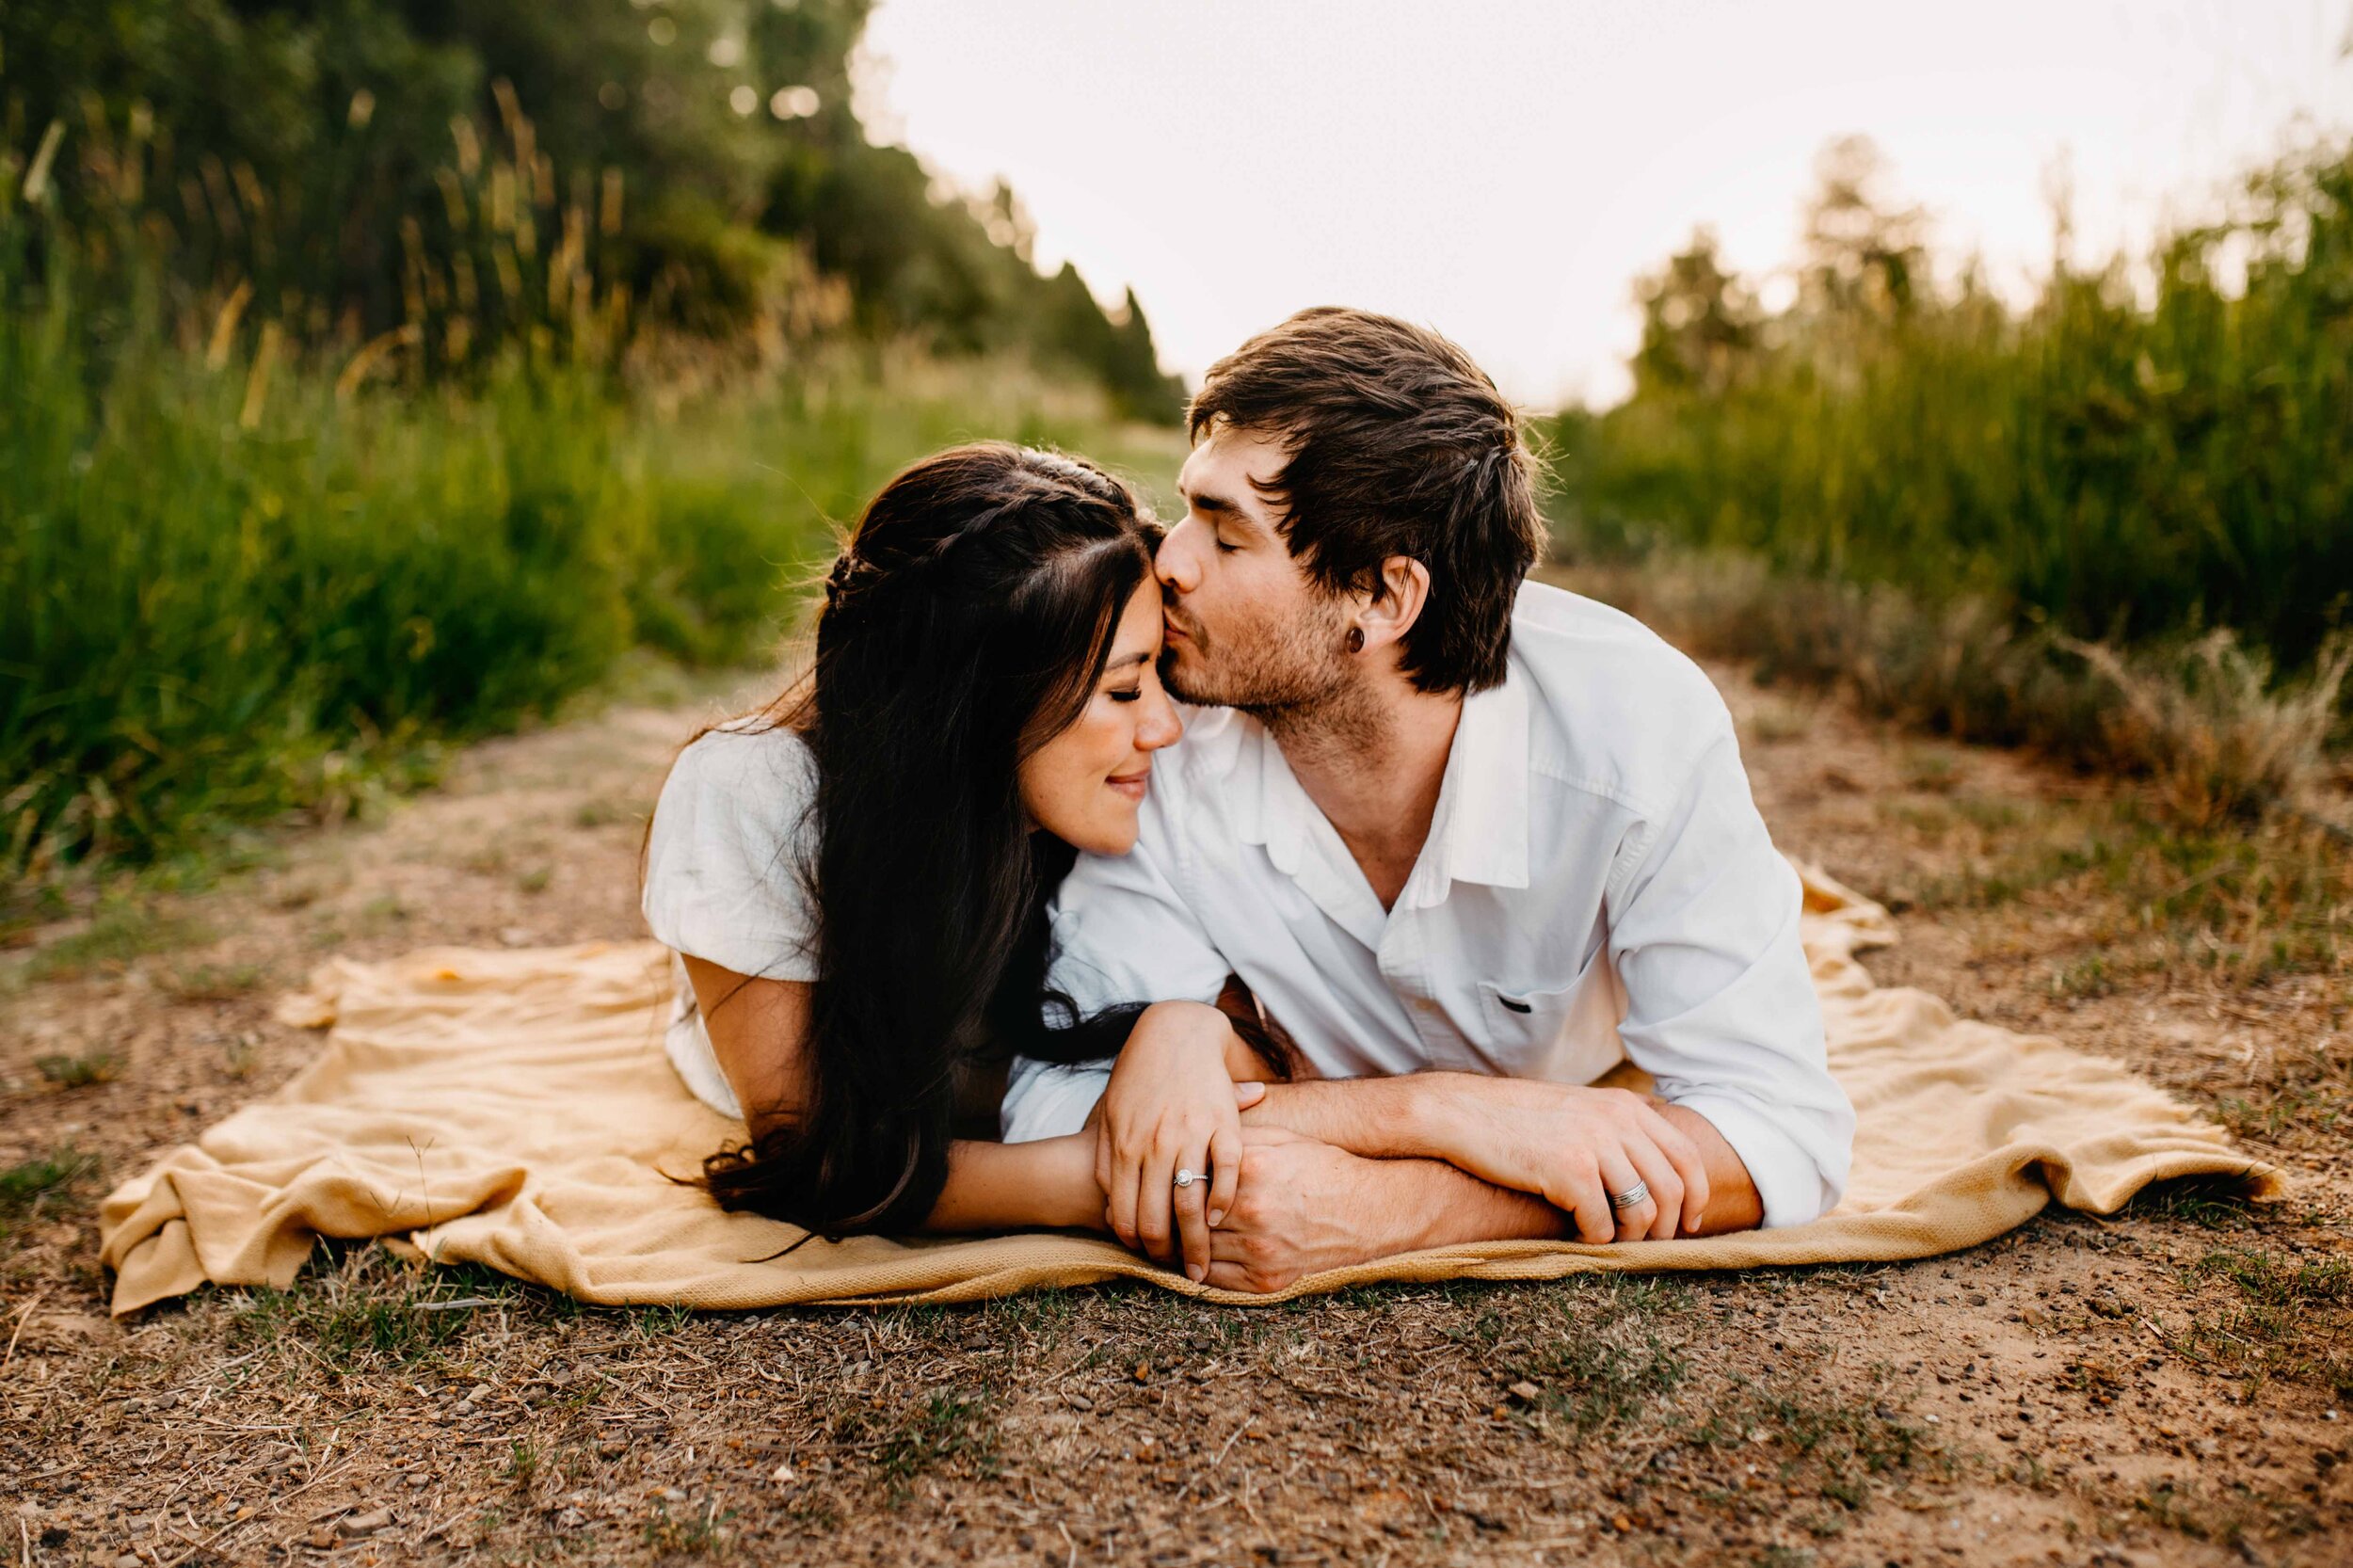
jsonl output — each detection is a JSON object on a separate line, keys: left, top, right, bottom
{"left": 1474, "top": 971, "right": 1627, "bottom": 1084}
{"left": 1478, "top": 978, "right": 1575, "bottom": 1042}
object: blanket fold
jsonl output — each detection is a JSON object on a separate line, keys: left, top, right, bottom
{"left": 98, "top": 865, "right": 2279, "bottom": 1315}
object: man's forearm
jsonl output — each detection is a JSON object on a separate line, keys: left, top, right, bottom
{"left": 1247, "top": 1076, "right": 1424, "bottom": 1154}
{"left": 1251, "top": 1073, "right": 1764, "bottom": 1235}
{"left": 1654, "top": 1103, "right": 1762, "bottom": 1234}
{"left": 1380, "top": 1155, "right": 1569, "bottom": 1248}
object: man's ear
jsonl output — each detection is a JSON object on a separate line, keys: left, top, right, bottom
{"left": 1355, "top": 555, "right": 1432, "bottom": 656}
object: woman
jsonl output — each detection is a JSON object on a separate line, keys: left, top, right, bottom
{"left": 640, "top": 443, "right": 1281, "bottom": 1246}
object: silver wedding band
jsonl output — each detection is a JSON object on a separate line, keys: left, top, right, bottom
{"left": 1608, "top": 1180, "right": 1650, "bottom": 1212}
{"left": 1173, "top": 1168, "right": 1201, "bottom": 1189}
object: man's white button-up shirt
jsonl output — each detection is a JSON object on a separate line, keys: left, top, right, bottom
{"left": 1003, "top": 582, "right": 1855, "bottom": 1228}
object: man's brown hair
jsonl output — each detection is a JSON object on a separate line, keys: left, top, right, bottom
{"left": 1188, "top": 307, "right": 1543, "bottom": 694}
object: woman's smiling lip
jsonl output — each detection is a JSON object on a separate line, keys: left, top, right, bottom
{"left": 1106, "top": 768, "right": 1150, "bottom": 801}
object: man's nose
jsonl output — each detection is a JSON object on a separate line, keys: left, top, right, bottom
{"left": 1155, "top": 519, "right": 1201, "bottom": 596}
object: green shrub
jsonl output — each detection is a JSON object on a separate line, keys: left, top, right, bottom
{"left": 1547, "top": 135, "right": 2353, "bottom": 684}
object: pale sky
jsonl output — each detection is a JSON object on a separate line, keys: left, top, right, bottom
{"left": 855, "top": 0, "right": 2353, "bottom": 408}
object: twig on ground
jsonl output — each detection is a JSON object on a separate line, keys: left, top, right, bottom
{"left": 2284, "top": 803, "right": 2353, "bottom": 844}
{"left": 1176, "top": 1418, "right": 1252, "bottom": 1504}
{"left": 3, "top": 1287, "right": 52, "bottom": 1372}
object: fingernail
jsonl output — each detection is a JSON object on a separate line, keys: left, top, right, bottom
{"left": 1208, "top": 1208, "right": 1225, "bottom": 1227}
{"left": 1187, "top": 1262, "right": 1205, "bottom": 1282}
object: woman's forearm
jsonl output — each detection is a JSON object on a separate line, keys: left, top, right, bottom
{"left": 921, "top": 1133, "right": 1106, "bottom": 1233}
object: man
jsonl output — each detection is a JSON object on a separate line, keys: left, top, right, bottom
{"left": 1004, "top": 308, "right": 1853, "bottom": 1292}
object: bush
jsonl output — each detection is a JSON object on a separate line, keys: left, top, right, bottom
{"left": 1547, "top": 135, "right": 2353, "bottom": 680}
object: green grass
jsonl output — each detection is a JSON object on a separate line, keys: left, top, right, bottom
{"left": 224, "top": 1242, "right": 506, "bottom": 1376}
{"left": 2176, "top": 1245, "right": 2353, "bottom": 1401}
{"left": 820, "top": 1386, "right": 1002, "bottom": 1507}
{"left": 160, "top": 959, "right": 267, "bottom": 1001}
{"left": 0, "top": 1145, "right": 103, "bottom": 1238}
{"left": 12, "top": 904, "right": 214, "bottom": 984}
{"left": 2, "top": 201, "right": 1182, "bottom": 887}
{"left": 1517, "top": 1309, "right": 1692, "bottom": 1433}
{"left": 871, "top": 1389, "right": 1001, "bottom": 1501}
{"left": 504, "top": 1437, "right": 541, "bottom": 1486}
{"left": 1458, "top": 1276, "right": 1698, "bottom": 1435}
{"left": 2115, "top": 1176, "right": 2258, "bottom": 1231}
{"left": 32, "top": 1051, "right": 120, "bottom": 1089}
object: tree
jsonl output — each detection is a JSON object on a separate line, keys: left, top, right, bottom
{"left": 1799, "top": 135, "right": 1930, "bottom": 320}
{"left": 1629, "top": 229, "right": 1759, "bottom": 397}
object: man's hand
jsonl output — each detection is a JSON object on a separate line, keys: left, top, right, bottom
{"left": 1093, "top": 1000, "right": 1266, "bottom": 1281}
{"left": 1204, "top": 1126, "right": 1563, "bottom": 1293}
{"left": 1441, "top": 1080, "right": 1707, "bottom": 1244}
{"left": 1246, "top": 1076, "right": 1728, "bottom": 1243}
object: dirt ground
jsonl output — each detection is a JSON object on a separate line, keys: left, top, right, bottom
{"left": 4, "top": 652, "right": 2347, "bottom": 1568}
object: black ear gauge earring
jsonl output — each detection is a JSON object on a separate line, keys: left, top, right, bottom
{"left": 1345, "top": 626, "right": 1366, "bottom": 654}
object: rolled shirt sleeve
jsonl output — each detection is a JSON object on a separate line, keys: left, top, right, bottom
{"left": 1605, "top": 728, "right": 1855, "bottom": 1226}
{"left": 1000, "top": 813, "right": 1231, "bottom": 1144}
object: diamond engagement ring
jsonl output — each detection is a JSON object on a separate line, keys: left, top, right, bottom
{"left": 1173, "top": 1168, "right": 1202, "bottom": 1189}
{"left": 1608, "top": 1180, "right": 1651, "bottom": 1211}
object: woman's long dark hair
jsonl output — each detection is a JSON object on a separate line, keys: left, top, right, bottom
{"left": 673, "top": 443, "right": 1275, "bottom": 1237}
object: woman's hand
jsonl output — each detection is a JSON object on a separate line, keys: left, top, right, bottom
{"left": 1094, "top": 1000, "right": 1267, "bottom": 1280}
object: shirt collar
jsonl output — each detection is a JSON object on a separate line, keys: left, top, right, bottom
{"left": 1232, "top": 663, "right": 1533, "bottom": 916}
{"left": 1234, "top": 714, "right": 1390, "bottom": 946}
{"left": 1417, "top": 665, "right": 1531, "bottom": 902}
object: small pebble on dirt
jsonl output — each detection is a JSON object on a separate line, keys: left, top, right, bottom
{"left": 338, "top": 1508, "right": 392, "bottom": 1537}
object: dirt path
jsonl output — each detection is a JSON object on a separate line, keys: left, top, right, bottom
{"left": 4, "top": 655, "right": 2346, "bottom": 1567}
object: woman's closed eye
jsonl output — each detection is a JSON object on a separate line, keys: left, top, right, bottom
{"left": 1109, "top": 685, "right": 1144, "bottom": 704}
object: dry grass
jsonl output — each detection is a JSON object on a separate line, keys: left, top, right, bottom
{"left": 1552, "top": 553, "right": 2350, "bottom": 833}
{"left": 2062, "top": 631, "right": 2352, "bottom": 829}
{"left": 1898, "top": 804, "right": 2353, "bottom": 993}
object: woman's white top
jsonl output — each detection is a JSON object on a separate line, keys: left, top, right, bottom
{"left": 639, "top": 721, "right": 822, "bottom": 1122}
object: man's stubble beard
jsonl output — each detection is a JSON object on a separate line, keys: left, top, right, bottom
{"left": 1160, "top": 595, "right": 1387, "bottom": 760}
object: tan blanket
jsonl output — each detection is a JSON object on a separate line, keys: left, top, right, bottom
{"left": 99, "top": 867, "right": 2278, "bottom": 1315}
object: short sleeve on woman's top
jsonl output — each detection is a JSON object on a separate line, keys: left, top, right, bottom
{"left": 640, "top": 722, "right": 822, "bottom": 984}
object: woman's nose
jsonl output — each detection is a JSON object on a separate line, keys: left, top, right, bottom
{"left": 1137, "top": 686, "right": 1184, "bottom": 751}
